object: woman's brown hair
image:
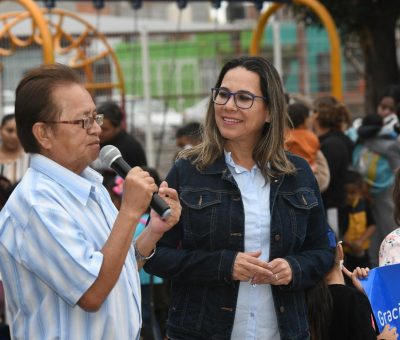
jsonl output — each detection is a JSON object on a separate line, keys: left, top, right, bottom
{"left": 179, "top": 56, "right": 295, "bottom": 179}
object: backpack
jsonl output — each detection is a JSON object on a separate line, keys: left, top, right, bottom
{"left": 352, "top": 144, "right": 394, "bottom": 194}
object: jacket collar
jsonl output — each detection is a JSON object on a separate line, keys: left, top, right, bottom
{"left": 199, "top": 154, "right": 228, "bottom": 175}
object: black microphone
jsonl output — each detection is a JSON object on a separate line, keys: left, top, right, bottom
{"left": 99, "top": 145, "right": 171, "bottom": 219}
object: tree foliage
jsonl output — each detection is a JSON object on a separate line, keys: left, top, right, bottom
{"left": 295, "top": 0, "right": 400, "bottom": 112}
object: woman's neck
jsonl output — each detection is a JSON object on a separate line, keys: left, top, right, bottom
{"left": 226, "top": 142, "right": 255, "bottom": 170}
{"left": 0, "top": 145, "right": 23, "bottom": 162}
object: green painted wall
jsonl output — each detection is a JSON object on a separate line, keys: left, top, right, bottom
{"left": 115, "top": 23, "right": 347, "bottom": 110}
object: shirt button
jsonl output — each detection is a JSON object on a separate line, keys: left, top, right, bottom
{"left": 279, "top": 306, "right": 285, "bottom": 313}
{"left": 274, "top": 234, "right": 281, "bottom": 241}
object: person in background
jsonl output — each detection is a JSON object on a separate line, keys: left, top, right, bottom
{"left": 311, "top": 96, "right": 354, "bottom": 236}
{"left": 379, "top": 168, "right": 400, "bottom": 266}
{"left": 0, "top": 116, "right": 28, "bottom": 334}
{"left": 175, "top": 121, "right": 202, "bottom": 150}
{"left": 349, "top": 84, "right": 400, "bottom": 142}
{"left": 341, "top": 170, "right": 375, "bottom": 272}
{"left": 285, "top": 102, "right": 330, "bottom": 192}
{"left": 98, "top": 101, "right": 147, "bottom": 168}
{"left": 0, "top": 63, "right": 181, "bottom": 339}
{"left": 353, "top": 113, "right": 400, "bottom": 267}
{"left": 145, "top": 56, "right": 334, "bottom": 340}
{"left": 307, "top": 235, "right": 397, "bottom": 340}
{"left": 0, "top": 114, "right": 29, "bottom": 184}
{"left": 376, "top": 85, "right": 400, "bottom": 138}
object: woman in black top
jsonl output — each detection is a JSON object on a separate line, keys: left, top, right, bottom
{"left": 307, "top": 237, "right": 397, "bottom": 340}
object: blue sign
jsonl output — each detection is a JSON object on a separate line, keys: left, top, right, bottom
{"left": 361, "top": 263, "right": 400, "bottom": 333}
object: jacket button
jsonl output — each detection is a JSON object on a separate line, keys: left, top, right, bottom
{"left": 279, "top": 306, "right": 285, "bottom": 313}
{"left": 274, "top": 234, "right": 281, "bottom": 241}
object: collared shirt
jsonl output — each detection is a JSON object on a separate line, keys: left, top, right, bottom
{"left": 225, "top": 152, "right": 280, "bottom": 340}
{"left": 0, "top": 154, "right": 141, "bottom": 340}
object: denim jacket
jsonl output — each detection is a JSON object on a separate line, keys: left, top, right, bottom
{"left": 145, "top": 153, "right": 334, "bottom": 340}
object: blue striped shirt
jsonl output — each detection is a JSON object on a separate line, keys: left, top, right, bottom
{"left": 0, "top": 154, "right": 141, "bottom": 340}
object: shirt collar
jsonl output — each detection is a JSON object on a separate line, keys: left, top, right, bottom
{"left": 224, "top": 150, "right": 259, "bottom": 174}
{"left": 30, "top": 154, "right": 103, "bottom": 206}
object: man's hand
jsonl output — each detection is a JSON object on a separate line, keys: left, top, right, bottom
{"left": 134, "top": 181, "right": 181, "bottom": 269}
{"left": 119, "top": 167, "right": 158, "bottom": 219}
{"left": 147, "top": 181, "right": 182, "bottom": 237}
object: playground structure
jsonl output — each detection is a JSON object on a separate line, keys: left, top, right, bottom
{"left": 0, "top": 0, "right": 125, "bottom": 101}
{"left": 0, "top": 0, "right": 362, "bottom": 174}
{"left": 250, "top": 0, "right": 342, "bottom": 100}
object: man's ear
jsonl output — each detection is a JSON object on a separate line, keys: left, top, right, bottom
{"left": 32, "top": 122, "right": 53, "bottom": 150}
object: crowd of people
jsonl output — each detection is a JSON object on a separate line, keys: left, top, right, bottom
{"left": 0, "top": 56, "right": 398, "bottom": 340}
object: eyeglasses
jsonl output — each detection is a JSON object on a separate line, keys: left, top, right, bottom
{"left": 46, "top": 114, "right": 104, "bottom": 129}
{"left": 211, "top": 87, "right": 268, "bottom": 109}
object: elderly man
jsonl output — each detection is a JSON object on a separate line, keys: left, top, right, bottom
{"left": 0, "top": 63, "right": 181, "bottom": 339}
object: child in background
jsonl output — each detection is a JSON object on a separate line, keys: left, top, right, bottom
{"left": 175, "top": 122, "right": 202, "bottom": 150}
{"left": 285, "top": 102, "right": 319, "bottom": 170}
{"left": 285, "top": 102, "right": 330, "bottom": 192}
{"left": 341, "top": 170, "right": 376, "bottom": 272}
{"left": 307, "top": 232, "right": 397, "bottom": 340}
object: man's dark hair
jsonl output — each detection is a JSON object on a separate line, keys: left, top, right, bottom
{"left": 175, "top": 122, "right": 201, "bottom": 139}
{"left": 15, "top": 63, "right": 82, "bottom": 153}
{"left": 287, "top": 103, "right": 309, "bottom": 128}
{"left": 97, "top": 101, "right": 123, "bottom": 127}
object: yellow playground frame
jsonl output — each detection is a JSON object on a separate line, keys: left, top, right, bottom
{"left": 250, "top": 0, "right": 342, "bottom": 100}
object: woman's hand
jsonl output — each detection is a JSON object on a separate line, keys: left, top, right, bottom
{"left": 266, "top": 258, "right": 293, "bottom": 285}
{"left": 232, "top": 251, "right": 272, "bottom": 282}
{"left": 251, "top": 258, "right": 293, "bottom": 285}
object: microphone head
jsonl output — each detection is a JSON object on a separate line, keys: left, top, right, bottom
{"left": 99, "top": 145, "right": 122, "bottom": 167}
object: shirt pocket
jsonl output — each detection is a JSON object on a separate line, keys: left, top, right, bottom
{"left": 281, "top": 190, "right": 318, "bottom": 241}
{"left": 180, "top": 189, "right": 222, "bottom": 239}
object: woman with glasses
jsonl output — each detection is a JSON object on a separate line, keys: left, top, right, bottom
{"left": 145, "top": 56, "right": 334, "bottom": 340}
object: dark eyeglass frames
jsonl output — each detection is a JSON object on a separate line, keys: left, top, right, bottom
{"left": 45, "top": 114, "right": 104, "bottom": 129}
{"left": 211, "top": 87, "right": 268, "bottom": 109}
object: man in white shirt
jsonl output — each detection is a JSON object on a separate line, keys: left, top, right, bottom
{"left": 0, "top": 63, "right": 181, "bottom": 340}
